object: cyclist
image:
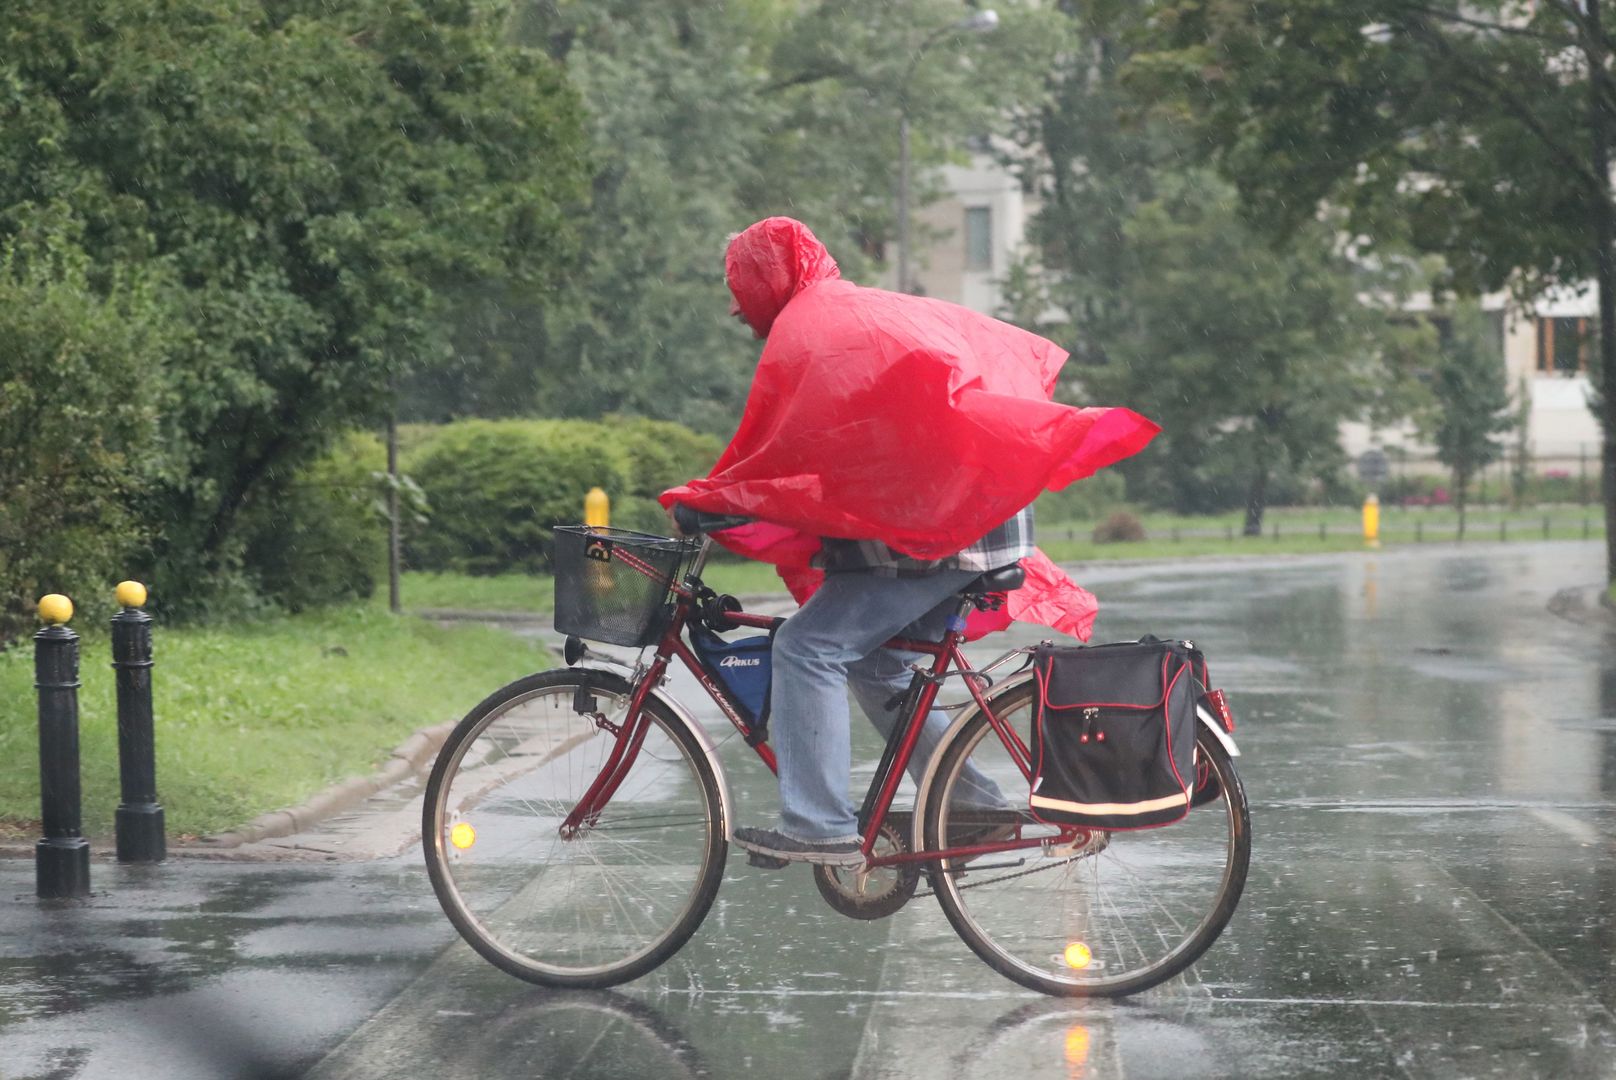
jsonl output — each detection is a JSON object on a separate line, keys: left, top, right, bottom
{"left": 670, "top": 501, "right": 1027, "bottom": 867}
{"left": 665, "top": 217, "right": 1157, "bottom": 867}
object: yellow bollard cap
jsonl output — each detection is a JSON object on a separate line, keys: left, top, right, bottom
{"left": 115, "top": 580, "right": 149, "bottom": 609}
{"left": 37, "top": 594, "right": 74, "bottom": 625}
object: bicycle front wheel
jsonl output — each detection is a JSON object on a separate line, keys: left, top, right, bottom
{"left": 924, "top": 681, "right": 1250, "bottom": 997}
{"left": 423, "top": 668, "right": 727, "bottom": 988}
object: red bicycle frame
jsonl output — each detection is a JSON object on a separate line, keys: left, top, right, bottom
{"left": 560, "top": 566, "right": 1085, "bottom": 865}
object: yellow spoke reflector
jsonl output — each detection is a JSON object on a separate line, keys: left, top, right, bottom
{"left": 1063, "top": 942, "right": 1093, "bottom": 969}
{"left": 450, "top": 822, "right": 477, "bottom": 850}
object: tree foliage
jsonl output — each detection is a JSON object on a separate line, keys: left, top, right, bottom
{"left": 1, "top": 0, "right": 589, "bottom": 608}
{"left": 0, "top": 229, "right": 171, "bottom": 642}
{"left": 1087, "top": 176, "right": 1427, "bottom": 528}
{"left": 416, "top": 0, "right": 1065, "bottom": 435}
{"left": 1128, "top": 0, "right": 1616, "bottom": 577}
{"left": 1421, "top": 307, "right": 1516, "bottom": 538}
{"left": 998, "top": 5, "right": 1426, "bottom": 527}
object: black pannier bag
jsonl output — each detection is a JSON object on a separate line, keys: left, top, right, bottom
{"left": 1028, "top": 636, "right": 1207, "bottom": 830}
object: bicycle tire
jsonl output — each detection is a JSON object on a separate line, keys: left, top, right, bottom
{"left": 923, "top": 681, "right": 1250, "bottom": 997}
{"left": 423, "top": 668, "right": 727, "bottom": 988}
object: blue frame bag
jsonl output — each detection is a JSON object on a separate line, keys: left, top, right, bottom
{"left": 688, "top": 624, "right": 775, "bottom": 733}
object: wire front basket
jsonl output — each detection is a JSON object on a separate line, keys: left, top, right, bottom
{"left": 552, "top": 525, "right": 698, "bottom": 647}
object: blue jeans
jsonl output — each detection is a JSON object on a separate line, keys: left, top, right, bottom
{"left": 769, "top": 569, "right": 1007, "bottom": 842}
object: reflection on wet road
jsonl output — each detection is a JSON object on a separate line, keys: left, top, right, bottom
{"left": 3, "top": 543, "right": 1614, "bottom": 1079}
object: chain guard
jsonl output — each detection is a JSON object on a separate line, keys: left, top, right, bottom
{"left": 812, "top": 820, "right": 919, "bottom": 921}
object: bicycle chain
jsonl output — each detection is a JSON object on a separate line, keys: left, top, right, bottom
{"left": 911, "top": 852, "right": 1086, "bottom": 899}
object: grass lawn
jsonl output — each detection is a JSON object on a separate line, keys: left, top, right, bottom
{"left": 1057, "top": 502, "right": 1605, "bottom": 540}
{"left": 399, "top": 570, "right": 549, "bottom": 613}
{"left": 1041, "top": 532, "right": 1373, "bottom": 563}
{"left": 0, "top": 606, "right": 550, "bottom": 841}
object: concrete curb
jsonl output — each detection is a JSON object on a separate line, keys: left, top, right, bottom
{"left": 173, "top": 720, "right": 457, "bottom": 852}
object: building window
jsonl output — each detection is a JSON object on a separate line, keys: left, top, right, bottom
{"left": 964, "top": 207, "right": 992, "bottom": 272}
{"left": 1536, "top": 316, "right": 1589, "bottom": 376}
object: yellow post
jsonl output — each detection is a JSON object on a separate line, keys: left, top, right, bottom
{"left": 1362, "top": 493, "right": 1381, "bottom": 548}
{"left": 584, "top": 486, "right": 610, "bottom": 528}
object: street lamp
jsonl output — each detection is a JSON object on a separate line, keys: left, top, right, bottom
{"left": 896, "top": 8, "right": 998, "bottom": 294}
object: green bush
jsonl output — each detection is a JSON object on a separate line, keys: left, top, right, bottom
{"left": 1523, "top": 470, "right": 1589, "bottom": 505}
{"left": 0, "top": 230, "right": 170, "bottom": 645}
{"left": 1092, "top": 511, "right": 1147, "bottom": 543}
{"left": 403, "top": 417, "right": 721, "bottom": 574}
{"left": 240, "top": 433, "right": 390, "bottom": 612}
{"left": 405, "top": 419, "right": 634, "bottom": 574}
{"left": 1035, "top": 471, "right": 1127, "bottom": 523}
{"left": 606, "top": 414, "right": 723, "bottom": 496}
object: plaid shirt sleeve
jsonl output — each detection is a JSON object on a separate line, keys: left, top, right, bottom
{"left": 818, "top": 505, "right": 1036, "bottom": 577}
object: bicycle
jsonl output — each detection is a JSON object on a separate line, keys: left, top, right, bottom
{"left": 422, "top": 525, "right": 1250, "bottom": 998}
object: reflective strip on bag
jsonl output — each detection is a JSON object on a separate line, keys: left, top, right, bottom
{"left": 1030, "top": 790, "right": 1190, "bottom": 816}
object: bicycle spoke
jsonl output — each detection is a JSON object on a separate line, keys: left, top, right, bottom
{"left": 925, "top": 683, "right": 1249, "bottom": 997}
{"left": 425, "top": 672, "right": 724, "bottom": 986}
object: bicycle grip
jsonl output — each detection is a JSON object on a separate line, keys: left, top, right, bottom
{"left": 699, "top": 514, "right": 754, "bottom": 534}
{"left": 672, "top": 505, "right": 753, "bottom": 536}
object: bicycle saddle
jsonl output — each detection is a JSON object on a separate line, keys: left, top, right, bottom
{"left": 961, "top": 565, "right": 1025, "bottom": 596}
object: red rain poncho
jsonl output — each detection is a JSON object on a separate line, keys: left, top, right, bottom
{"left": 660, "top": 217, "right": 1159, "bottom": 640}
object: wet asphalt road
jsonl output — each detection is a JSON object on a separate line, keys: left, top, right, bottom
{"left": 3, "top": 542, "right": 1615, "bottom": 1079}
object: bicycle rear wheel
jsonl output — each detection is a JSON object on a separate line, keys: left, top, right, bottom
{"left": 923, "top": 681, "right": 1250, "bottom": 997}
{"left": 423, "top": 668, "right": 726, "bottom": 988}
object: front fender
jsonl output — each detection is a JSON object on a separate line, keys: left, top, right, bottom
{"left": 646, "top": 686, "right": 735, "bottom": 842}
{"left": 572, "top": 664, "right": 735, "bottom": 842}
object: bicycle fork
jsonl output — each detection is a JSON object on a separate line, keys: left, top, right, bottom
{"left": 557, "top": 660, "right": 667, "bottom": 839}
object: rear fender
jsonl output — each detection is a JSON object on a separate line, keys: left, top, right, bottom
{"left": 1197, "top": 705, "right": 1241, "bottom": 758}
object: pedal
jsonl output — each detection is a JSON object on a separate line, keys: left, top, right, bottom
{"left": 746, "top": 851, "right": 790, "bottom": 870}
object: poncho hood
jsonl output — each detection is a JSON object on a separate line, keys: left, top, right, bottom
{"left": 726, "top": 217, "right": 841, "bottom": 338}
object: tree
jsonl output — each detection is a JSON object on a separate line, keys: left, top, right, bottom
{"left": 0, "top": 0, "right": 589, "bottom": 606}
{"left": 1422, "top": 308, "right": 1515, "bottom": 539}
{"left": 1130, "top": 0, "right": 1616, "bottom": 582}
{"left": 0, "top": 226, "right": 171, "bottom": 643}
{"left": 1081, "top": 175, "right": 1426, "bottom": 532}
{"left": 473, "top": 0, "right": 1063, "bottom": 435}
{"left": 993, "top": 4, "right": 1426, "bottom": 528}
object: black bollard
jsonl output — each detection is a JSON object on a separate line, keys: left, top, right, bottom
{"left": 111, "top": 582, "right": 165, "bottom": 862}
{"left": 34, "top": 595, "right": 90, "bottom": 899}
